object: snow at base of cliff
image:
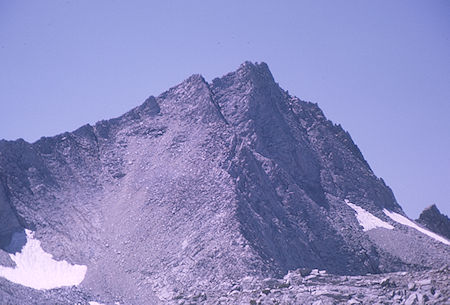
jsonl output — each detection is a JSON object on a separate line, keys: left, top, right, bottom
{"left": 345, "top": 200, "right": 394, "bottom": 231}
{"left": 0, "top": 229, "right": 87, "bottom": 290}
{"left": 383, "top": 210, "right": 450, "bottom": 245}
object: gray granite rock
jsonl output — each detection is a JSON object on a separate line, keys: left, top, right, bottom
{"left": 416, "top": 204, "right": 450, "bottom": 240}
{"left": 0, "top": 62, "right": 449, "bottom": 304}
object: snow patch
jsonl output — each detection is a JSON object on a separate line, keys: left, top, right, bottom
{"left": 0, "top": 229, "right": 87, "bottom": 289}
{"left": 89, "top": 302, "right": 105, "bottom": 305}
{"left": 383, "top": 210, "right": 450, "bottom": 245}
{"left": 345, "top": 200, "right": 394, "bottom": 231}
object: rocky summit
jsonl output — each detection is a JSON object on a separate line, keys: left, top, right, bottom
{"left": 416, "top": 204, "right": 450, "bottom": 240}
{"left": 0, "top": 62, "right": 449, "bottom": 304}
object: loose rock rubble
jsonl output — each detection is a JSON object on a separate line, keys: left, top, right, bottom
{"left": 171, "top": 266, "right": 449, "bottom": 305}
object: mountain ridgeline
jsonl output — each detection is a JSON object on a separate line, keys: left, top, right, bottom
{"left": 0, "top": 62, "right": 448, "bottom": 304}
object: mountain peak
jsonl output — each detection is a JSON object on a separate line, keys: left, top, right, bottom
{"left": 417, "top": 204, "right": 450, "bottom": 240}
{"left": 236, "top": 61, "right": 275, "bottom": 83}
{"left": 238, "top": 60, "right": 272, "bottom": 74}
{"left": 0, "top": 62, "right": 449, "bottom": 304}
{"left": 183, "top": 73, "right": 207, "bottom": 85}
{"left": 212, "top": 61, "right": 275, "bottom": 90}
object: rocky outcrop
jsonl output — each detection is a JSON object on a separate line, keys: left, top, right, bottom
{"left": 417, "top": 204, "right": 450, "bottom": 240}
{"left": 169, "top": 266, "right": 450, "bottom": 305}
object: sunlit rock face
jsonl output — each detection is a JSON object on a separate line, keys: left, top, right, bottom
{"left": 0, "top": 62, "right": 448, "bottom": 304}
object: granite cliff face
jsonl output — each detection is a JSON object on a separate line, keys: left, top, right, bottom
{"left": 0, "top": 62, "right": 448, "bottom": 304}
{"left": 417, "top": 204, "right": 450, "bottom": 240}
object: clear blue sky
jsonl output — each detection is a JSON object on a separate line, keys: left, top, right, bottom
{"left": 1, "top": 1, "right": 449, "bottom": 218}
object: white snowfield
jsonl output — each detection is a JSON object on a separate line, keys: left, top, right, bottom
{"left": 0, "top": 229, "right": 87, "bottom": 290}
{"left": 383, "top": 209, "right": 450, "bottom": 246}
{"left": 345, "top": 200, "right": 394, "bottom": 231}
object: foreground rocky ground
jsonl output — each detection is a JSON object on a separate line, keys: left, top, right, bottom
{"left": 171, "top": 266, "right": 449, "bottom": 305}
{"left": 1, "top": 266, "right": 448, "bottom": 304}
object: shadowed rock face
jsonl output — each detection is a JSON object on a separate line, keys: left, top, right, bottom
{"left": 417, "top": 204, "right": 450, "bottom": 240}
{"left": 0, "top": 179, "right": 23, "bottom": 250}
{"left": 0, "top": 62, "right": 449, "bottom": 304}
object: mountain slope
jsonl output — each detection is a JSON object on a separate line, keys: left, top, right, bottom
{"left": 0, "top": 62, "right": 448, "bottom": 304}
